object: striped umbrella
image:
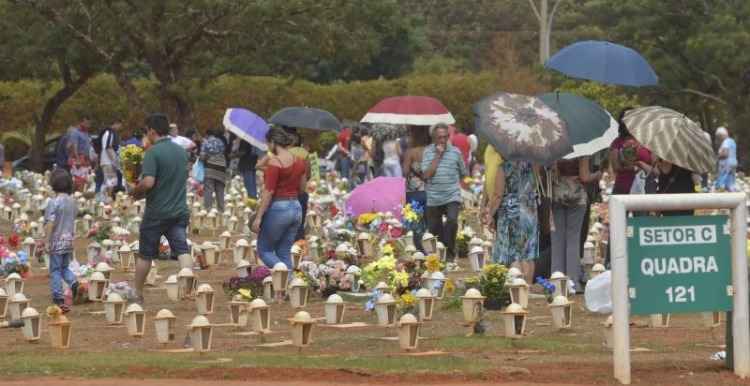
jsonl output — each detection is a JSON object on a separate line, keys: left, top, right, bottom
{"left": 623, "top": 106, "right": 715, "bottom": 174}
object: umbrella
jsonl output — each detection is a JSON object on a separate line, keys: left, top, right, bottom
{"left": 545, "top": 41, "right": 658, "bottom": 87}
{"left": 345, "top": 177, "right": 406, "bottom": 218}
{"left": 623, "top": 106, "right": 715, "bottom": 174}
{"left": 562, "top": 117, "right": 618, "bottom": 160}
{"left": 361, "top": 96, "right": 455, "bottom": 126}
{"left": 537, "top": 92, "right": 616, "bottom": 159}
{"left": 474, "top": 92, "right": 572, "bottom": 165}
{"left": 269, "top": 107, "right": 341, "bottom": 131}
{"left": 222, "top": 108, "right": 269, "bottom": 151}
{"left": 365, "top": 123, "right": 407, "bottom": 142}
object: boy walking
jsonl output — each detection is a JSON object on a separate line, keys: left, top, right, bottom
{"left": 44, "top": 169, "right": 79, "bottom": 313}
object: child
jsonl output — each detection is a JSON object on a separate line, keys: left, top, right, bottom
{"left": 44, "top": 169, "right": 79, "bottom": 313}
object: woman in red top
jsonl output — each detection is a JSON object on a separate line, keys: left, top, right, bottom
{"left": 609, "top": 109, "right": 653, "bottom": 194}
{"left": 252, "top": 127, "right": 307, "bottom": 269}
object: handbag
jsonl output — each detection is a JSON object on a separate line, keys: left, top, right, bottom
{"left": 552, "top": 176, "right": 587, "bottom": 207}
{"left": 192, "top": 160, "right": 205, "bottom": 183}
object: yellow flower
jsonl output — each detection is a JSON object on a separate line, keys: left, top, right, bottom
{"left": 382, "top": 244, "right": 394, "bottom": 256}
{"left": 444, "top": 279, "right": 455, "bottom": 295}
{"left": 399, "top": 293, "right": 417, "bottom": 308}
{"left": 358, "top": 212, "right": 380, "bottom": 225}
{"left": 425, "top": 254, "right": 442, "bottom": 273}
{"left": 390, "top": 271, "right": 409, "bottom": 288}
{"left": 245, "top": 198, "right": 258, "bottom": 209}
{"left": 238, "top": 289, "right": 252, "bottom": 300}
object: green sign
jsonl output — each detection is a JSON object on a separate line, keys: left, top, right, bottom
{"left": 627, "top": 215, "right": 733, "bottom": 315}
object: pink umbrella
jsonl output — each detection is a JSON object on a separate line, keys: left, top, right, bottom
{"left": 346, "top": 177, "right": 406, "bottom": 218}
{"left": 360, "top": 96, "right": 455, "bottom": 126}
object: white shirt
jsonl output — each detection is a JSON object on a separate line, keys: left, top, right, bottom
{"left": 100, "top": 129, "right": 115, "bottom": 166}
{"left": 171, "top": 135, "right": 195, "bottom": 151}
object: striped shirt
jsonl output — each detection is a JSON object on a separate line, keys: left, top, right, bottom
{"left": 421, "top": 144, "right": 467, "bottom": 207}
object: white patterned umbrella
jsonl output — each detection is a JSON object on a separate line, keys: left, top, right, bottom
{"left": 623, "top": 106, "right": 715, "bottom": 174}
{"left": 474, "top": 92, "right": 572, "bottom": 165}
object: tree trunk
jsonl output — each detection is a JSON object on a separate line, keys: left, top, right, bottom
{"left": 540, "top": 0, "right": 550, "bottom": 64}
{"left": 31, "top": 71, "right": 93, "bottom": 171}
{"left": 112, "top": 63, "right": 146, "bottom": 115}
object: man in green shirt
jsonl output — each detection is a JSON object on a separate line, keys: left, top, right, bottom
{"left": 130, "top": 113, "right": 191, "bottom": 305}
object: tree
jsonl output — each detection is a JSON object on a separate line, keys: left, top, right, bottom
{"left": 527, "top": 0, "right": 566, "bottom": 64}
{"left": 0, "top": 2, "right": 98, "bottom": 171}
{"left": 20, "top": 0, "right": 419, "bottom": 127}
{"left": 574, "top": 0, "right": 750, "bottom": 145}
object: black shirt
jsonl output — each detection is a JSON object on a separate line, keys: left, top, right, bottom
{"left": 657, "top": 165, "right": 694, "bottom": 216}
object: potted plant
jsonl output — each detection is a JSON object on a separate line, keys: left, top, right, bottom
{"left": 478, "top": 264, "right": 511, "bottom": 310}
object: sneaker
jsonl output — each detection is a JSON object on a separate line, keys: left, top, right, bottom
{"left": 59, "top": 303, "right": 71, "bottom": 314}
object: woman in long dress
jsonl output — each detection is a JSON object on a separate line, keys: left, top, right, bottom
{"left": 484, "top": 159, "right": 539, "bottom": 283}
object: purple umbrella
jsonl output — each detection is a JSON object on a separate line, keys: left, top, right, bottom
{"left": 223, "top": 108, "right": 269, "bottom": 150}
{"left": 345, "top": 177, "right": 406, "bottom": 218}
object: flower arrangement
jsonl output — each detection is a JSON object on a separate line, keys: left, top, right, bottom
{"left": 401, "top": 200, "right": 425, "bottom": 233}
{"left": 364, "top": 289, "right": 382, "bottom": 311}
{"left": 0, "top": 253, "right": 30, "bottom": 278}
{"left": 479, "top": 263, "right": 511, "bottom": 310}
{"left": 119, "top": 145, "right": 144, "bottom": 184}
{"left": 222, "top": 266, "right": 271, "bottom": 298}
{"left": 397, "top": 292, "right": 418, "bottom": 315}
{"left": 86, "top": 223, "right": 112, "bottom": 244}
{"left": 357, "top": 212, "right": 380, "bottom": 226}
{"left": 425, "top": 254, "right": 443, "bottom": 273}
{"left": 455, "top": 229, "right": 472, "bottom": 259}
{"left": 389, "top": 270, "right": 410, "bottom": 290}
{"left": 361, "top": 254, "right": 396, "bottom": 289}
{"left": 535, "top": 276, "right": 556, "bottom": 303}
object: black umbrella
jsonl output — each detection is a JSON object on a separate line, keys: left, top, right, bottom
{"left": 269, "top": 107, "right": 341, "bottom": 132}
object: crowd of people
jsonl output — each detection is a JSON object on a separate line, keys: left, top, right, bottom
{"left": 41, "top": 108, "right": 740, "bottom": 308}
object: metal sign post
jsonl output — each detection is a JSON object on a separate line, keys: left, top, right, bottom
{"left": 609, "top": 193, "right": 749, "bottom": 385}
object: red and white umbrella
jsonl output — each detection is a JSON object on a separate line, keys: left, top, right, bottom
{"left": 361, "top": 96, "right": 455, "bottom": 126}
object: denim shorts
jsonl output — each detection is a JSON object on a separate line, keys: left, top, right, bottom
{"left": 138, "top": 213, "right": 190, "bottom": 260}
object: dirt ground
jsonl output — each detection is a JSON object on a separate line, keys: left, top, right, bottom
{"left": 1, "top": 233, "right": 747, "bottom": 386}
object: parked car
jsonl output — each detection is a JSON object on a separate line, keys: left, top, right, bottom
{"left": 12, "top": 134, "right": 99, "bottom": 172}
{"left": 12, "top": 136, "right": 61, "bottom": 172}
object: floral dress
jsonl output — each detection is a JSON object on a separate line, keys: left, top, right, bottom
{"left": 493, "top": 160, "right": 539, "bottom": 264}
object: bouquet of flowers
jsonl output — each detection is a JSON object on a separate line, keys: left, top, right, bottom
{"left": 86, "top": 223, "right": 112, "bottom": 244}
{"left": 425, "top": 254, "right": 443, "bottom": 273}
{"left": 479, "top": 263, "right": 511, "bottom": 309}
{"left": 222, "top": 266, "right": 271, "bottom": 297}
{"left": 120, "top": 145, "right": 144, "bottom": 184}
{"left": 357, "top": 212, "right": 381, "bottom": 227}
{"left": 397, "top": 292, "right": 418, "bottom": 315}
{"left": 535, "top": 276, "right": 556, "bottom": 303}
{"left": 401, "top": 200, "right": 425, "bottom": 233}
{"left": 361, "top": 254, "right": 396, "bottom": 289}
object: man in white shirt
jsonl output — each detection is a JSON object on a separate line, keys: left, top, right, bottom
{"left": 169, "top": 123, "right": 196, "bottom": 151}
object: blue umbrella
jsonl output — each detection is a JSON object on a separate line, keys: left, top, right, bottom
{"left": 223, "top": 108, "right": 269, "bottom": 151}
{"left": 269, "top": 107, "right": 341, "bottom": 132}
{"left": 545, "top": 41, "right": 658, "bottom": 87}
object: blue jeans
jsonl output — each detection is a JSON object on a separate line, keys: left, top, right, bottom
{"left": 138, "top": 214, "right": 190, "bottom": 260}
{"left": 295, "top": 192, "right": 309, "bottom": 242}
{"left": 242, "top": 169, "right": 257, "bottom": 199}
{"left": 338, "top": 156, "right": 352, "bottom": 180}
{"left": 258, "top": 200, "right": 302, "bottom": 269}
{"left": 49, "top": 252, "right": 77, "bottom": 302}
